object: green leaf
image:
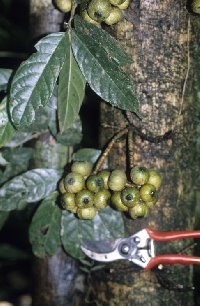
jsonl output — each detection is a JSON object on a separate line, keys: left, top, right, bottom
{"left": 0, "top": 211, "right": 9, "bottom": 230}
{"left": 71, "top": 28, "right": 139, "bottom": 114}
{"left": 56, "top": 117, "right": 82, "bottom": 146}
{"left": 29, "top": 192, "right": 62, "bottom": 258}
{"left": 5, "top": 131, "right": 34, "bottom": 147}
{"left": 58, "top": 32, "right": 86, "bottom": 132}
{"left": 73, "top": 148, "right": 101, "bottom": 163}
{"left": 0, "top": 148, "right": 34, "bottom": 185}
{"left": 0, "top": 169, "right": 62, "bottom": 211}
{"left": 0, "top": 68, "right": 13, "bottom": 91}
{"left": 9, "top": 32, "right": 67, "bottom": 128}
{"left": 61, "top": 206, "right": 125, "bottom": 259}
{"left": 75, "top": 16, "right": 132, "bottom": 66}
{"left": 0, "top": 97, "right": 15, "bottom": 148}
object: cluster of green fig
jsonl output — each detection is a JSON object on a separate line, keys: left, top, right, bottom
{"left": 54, "top": 0, "right": 130, "bottom": 25}
{"left": 59, "top": 161, "right": 161, "bottom": 220}
{"left": 81, "top": 0, "right": 130, "bottom": 26}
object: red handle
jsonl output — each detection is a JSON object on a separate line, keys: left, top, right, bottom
{"left": 145, "top": 227, "right": 200, "bottom": 242}
{"left": 145, "top": 255, "right": 200, "bottom": 270}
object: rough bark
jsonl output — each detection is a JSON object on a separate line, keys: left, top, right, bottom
{"left": 88, "top": 1, "right": 199, "bottom": 305}
{"left": 29, "top": 2, "right": 79, "bottom": 306}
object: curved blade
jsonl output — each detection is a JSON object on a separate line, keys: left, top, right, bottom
{"left": 81, "top": 238, "right": 123, "bottom": 262}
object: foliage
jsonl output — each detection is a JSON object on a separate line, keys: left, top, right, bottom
{"left": 0, "top": 4, "right": 139, "bottom": 260}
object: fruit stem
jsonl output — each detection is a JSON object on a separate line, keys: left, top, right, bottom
{"left": 93, "top": 127, "right": 128, "bottom": 174}
{"left": 128, "top": 128, "right": 134, "bottom": 169}
{"left": 64, "top": 0, "right": 77, "bottom": 30}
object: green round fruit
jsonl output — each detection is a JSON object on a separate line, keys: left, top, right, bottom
{"left": 111, "top": 191, "right": 128, "bottom": 211}
{"left": 55, "top": 0, "right": 72, "bottom": 12}
{"left": 75, "top": 190, "right": 94, "bottom": 208}
{"left": 88, "top": 0, "right": 112, "bottom": 22}
{"left": 94, "top": 189, "right": 111, "bottom": 209}
{"left": 117, "top": 0, "right": 130, "bottom": 9}
{"left": 108, "top": 169, "right": 127, "bottom": 191}
{"left": 86, "top": 175, "right": 104, "bottom": 193}
{"left": 104, "top": 6, "right": 123, "bottom": 25}
{"left": 71, "top": 161, "right": 93, "bottom": 178}
{"left": 81, "top": 9, "right": 101, "bottom": 25}
{"left": 58, "top": 179, "right": 67, "bottom": 194}
{"left": 64, "top": 172, "right": 85, "bottom": 193}
{"left": 130, "top": 166, "right": 150, "bottom": 186}
{"left": 146, "top": 193, "right": 158, "bottom": 208}
{"left": 121, "top": 187, "right": 140, "bottom": 208}
{"left": 140, "top": 183, "right": 157, "bottom": 202}
{"left": 147, "top": 169, "right": 162, "bottom": 189}
{"left": 192, "top": 0, "right": 200, "bottom": 13}
{"left": 77, "top": 207, "right": 97, "bottom": 219}
{"left": 61, "top": 192, "right": 77, "bottom": 213}
{"left": 129, "top": 203, "right": 149, "bottom": 219}
{"left": 98, "top": 169, "right": 110, "bottom": 189}
{"left": 109, "top": 0, "right": 126, "bottom": 5}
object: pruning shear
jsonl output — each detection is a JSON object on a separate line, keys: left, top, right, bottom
{"left": 81, "top": 227, "right": 200, "bottom": 270}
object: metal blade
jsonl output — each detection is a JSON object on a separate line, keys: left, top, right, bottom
{"left": 81, "top": 238, "right": 124, "bottom": 262}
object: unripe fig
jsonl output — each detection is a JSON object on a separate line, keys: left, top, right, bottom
{"left": 88, "top": 0, "right": 112, "bottom": 22}
{"left": 146, "top": 193, "right": 158, "bottom": 208}
{"left": 108, "top": 169, "right": 127, "bottom": 191}
{"left": 111, "top": 191, "right": 128, "bottom": 211}
{"left": 98, "top": 169, "right": 110, "bottom": 189}
{"left": 55, "top": 0, "right": 72, "bottom": 12}
{"left": 130, "top": 166, "right": 149, "bottom": 186}
{"left": 64, "top": 172, "right": 85, "bottom": 193}
{"left": 71, "top": 161, "right": 93, "bottom": 178}
{"left": 140, "top": 183, "right": 157, "bottom": 202}
{"left": 86, "top": 175, "right": 104, "bottom": 193}
{"left": 192, "top": 0, "right": 200, "bottom": 13}
{"left": 104, "top": 6, "right": 123, "bottom": 25}
{"left": 117, "top": 0, "right": 130, "bottom": 9}
{"left": 121, "top": 187, "right": 140, "bottom": 208}
{"left": 61, "top": 192, "right": 77, "bottom": 213}
{"left": 75, "top": 190, "right": 94, "bottom": 208}
{"left": 77, "top": 207, "right": 97, "bottom": 219}
{"left": 129, "top": 203, "right": 149, "bottom": 219}
{"left": 81, "top": 9, "right": 100, "bottom": 25}
{"left": 94, "top": 189, "right": 111, "bottom": 209}
{"left": 109, "top": 0, "right": 126, "bottom": 5}
{"left": 147, "top": 169, "right": 162, "bottom": 189}
{"left": 58, "top": 179, "right": 67, "bottom": 194}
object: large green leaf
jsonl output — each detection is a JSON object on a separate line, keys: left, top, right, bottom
{"left": 0, "top": 169, "right": 62, "bottom": 211}
{"left": 58, "top": 32, "right": 86, "bottom": 132}
{"left": 56, "top": 117, "right": 82, "bottom": 146}
{"left": 71, "top": 28, "right": 139, "bottom": 114}
{"left": 0, "top": 147, "right": 34, "bottom": 185}
{"left": 73, "top": 148, "right": 101, "bottom": 163}
{"left": 29, "top": 192, "right": 62, "bottom": 258}
{"left": 0, "top": 97, "right": 15, "bottom": 148}
{"left": 61, "top": 206, "right": 125, "bottom": 259}
{"left": 75, "top": 16, "right": 132, "bottom": 66}
{"left": 0, "top": 68, "right": 13, "bottom": 91}
{"left": 9, "top": 32, "right": 67, "bottom": 128}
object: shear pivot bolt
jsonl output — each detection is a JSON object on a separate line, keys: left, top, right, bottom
{"left": 121, "top": 244, "right": 130, "bottom": 254}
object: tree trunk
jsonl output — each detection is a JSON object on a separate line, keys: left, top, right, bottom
{"left": 29, "top": 2, "right": 80, "bottom": 305}
{"left": 88, "top": 1, "right": 199, "bottom": 305}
